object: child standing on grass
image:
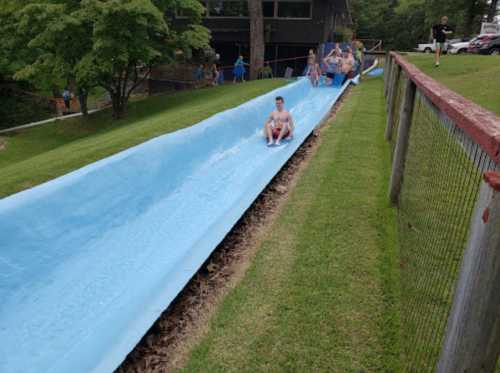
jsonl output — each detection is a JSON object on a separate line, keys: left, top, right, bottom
{"left": 432, "top": 16, "right": 453, "bottom": 67}
{"left": 233, "top": 55, "right": 247, "bottom": 83}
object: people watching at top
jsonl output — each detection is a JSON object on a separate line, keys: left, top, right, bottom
{"left": 319, "top": 44, "right": 358, "bottom": 86}
{"left": 211, "top": 63, "right": 219, "bottom": 86}
{"left": 307, "top": 63, "right": 322, "bottom": 87}
{"left": 341, "top": 48, "right": 356, "bottom": 82}
{"left": 323, "top": 51, "right": 341, "bottom": 86}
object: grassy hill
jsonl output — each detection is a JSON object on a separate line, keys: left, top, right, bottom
{"left": 0, "top": 80, "right": 286, "bottom": 198}
{"left": 406, "top": 54, "right": 500, "bottom": 116}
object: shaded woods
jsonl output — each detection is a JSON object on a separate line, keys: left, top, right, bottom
{"left": 351, "top": 0, "right": 499, "bottom": 50}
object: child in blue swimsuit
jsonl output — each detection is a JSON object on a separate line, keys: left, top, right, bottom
{"left": 233, "top": 55, "right": 246, "bottom": 83}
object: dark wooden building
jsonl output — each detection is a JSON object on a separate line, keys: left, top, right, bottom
{"left": 174, "top": 0, "right": 351, "bottom": 76}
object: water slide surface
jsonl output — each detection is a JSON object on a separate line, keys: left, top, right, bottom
{"left": 367, "top": 67, "right": 384, "bottom": 77}
{"left": 0, "top": 78, "right": 350, "bottom": 373}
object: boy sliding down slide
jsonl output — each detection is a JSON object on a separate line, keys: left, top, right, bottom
{"left": 264, "top": 96, "right": 295, "bottom": 146}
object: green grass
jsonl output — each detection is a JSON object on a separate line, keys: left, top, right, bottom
{"left": 395, "top": 54, "right": 500, "bottom": 372}
{"left": 396, "top": 100, "right": 484, "bottom": 371}
{"left": 183, "top": 78, "right": 401, "bottom": 372}
{"left": 0, "top": 80, "right": 286, "bottom": 198}
{"left": 405, "top": 54, "right": 500, "bottom": 116}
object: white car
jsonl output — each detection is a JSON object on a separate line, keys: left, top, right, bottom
{"left": 448, "top": 37, "right": 475, "bottom": 54}
{"left": 449, "top": 41, "right": 470, "bottom": 54}
{"left": 415, "top": 40, "right": 451, "bottom": 53}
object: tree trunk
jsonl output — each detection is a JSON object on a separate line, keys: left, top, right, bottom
{"left": 77, "top": 88, "right": 88, "bottom": 117}
{"left": 248, "top": 0, "right": 265, "bottom": 80}
{"left": 111, "top": 92, "right": 127, "bottom": 119}
{"left": 464, "top": 0, "right": 485, "bottom": 36}
{"left": 488, "top": 0, "right": 498, "bottom": 22}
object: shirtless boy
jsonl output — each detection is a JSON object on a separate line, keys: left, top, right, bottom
{"left": 264, "top": 96, "right": 295, "bottom": 146}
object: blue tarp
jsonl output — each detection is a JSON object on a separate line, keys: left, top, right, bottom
{"left": 367, "top": 67, "right": 384, "bottom": 77}
{"left": 0, "top": 78, "right": 351, "bottom": 373}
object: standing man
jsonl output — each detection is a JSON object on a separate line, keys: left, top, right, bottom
{"left": 432, "top": 16, "right": 453, "bottom": 67}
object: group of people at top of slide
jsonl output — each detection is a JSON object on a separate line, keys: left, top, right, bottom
{"left": 261, "top": 44, "right": 361, "bottom": 147}
{"left": 305, "top": 43, "right": 362, "bottom": 88}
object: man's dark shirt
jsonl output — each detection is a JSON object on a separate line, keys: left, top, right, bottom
{"left": 433, "top": 24, "right": 453, "bottom": 43}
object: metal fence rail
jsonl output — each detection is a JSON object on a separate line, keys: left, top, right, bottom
{"left": 384, "top": 52, "right": 500, "bottom": 372}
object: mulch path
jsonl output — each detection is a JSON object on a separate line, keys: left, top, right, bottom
{"left": 116, "top": 88, "right": 351, "bottom": 373}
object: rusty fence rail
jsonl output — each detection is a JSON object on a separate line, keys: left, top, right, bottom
{"left": 384, "top": 52, "right": 500, "bottom": 372}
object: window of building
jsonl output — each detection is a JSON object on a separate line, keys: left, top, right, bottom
{"left": 277, "top": 1, "right": 311, "bottom": 19}
{"left": 208, "top": 0, "right": 248, "bottom": 17}
{"left": 263, "top": 1, "right": 275, "bottom": 17}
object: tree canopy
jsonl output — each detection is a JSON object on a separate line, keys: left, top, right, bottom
{"left": 351, "top": 0, "right": 497, "bottom": 50}
{"left": 0, "top": 0, "right": 210, "bottom": 118}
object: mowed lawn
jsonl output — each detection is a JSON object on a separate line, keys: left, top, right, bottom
{"left": 396, "top": 54, "right": 500, "bottom": 371}
{"left": 405, "top": 54, "right": 500, "bottom": 116}
{"left": 0, "top": 79, "right": 286, "bottom": 198}
{"left": 183, "top": 78, "right": 401, "bottom": 372}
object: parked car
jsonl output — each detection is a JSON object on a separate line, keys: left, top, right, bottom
{"left": 478, "top": 34, "right": 500, "bottom": 55}
{"left": 468, "top": 34, "right": 500, "bottom": 53}
{"left": 416, "top": 40, "right": 450, "bottom": 53}
{"left": 448, "top": 38, "right": 466, "bottom": 45}
{"left": 448, "top": 37, "right": 473, "bottom": 54}
{"left": 415, "top": 38, "right": 468, "bottom": 53}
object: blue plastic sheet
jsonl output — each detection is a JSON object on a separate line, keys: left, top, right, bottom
{"left": 0, "top": 78, "right": 351, "bottom": 373}
{"left": 367, "top": 67, "right": 384, "bottom": 77}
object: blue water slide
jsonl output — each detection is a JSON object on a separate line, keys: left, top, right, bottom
{"left": 367, "top": 67, "right": 384, "bottom": 77}
{"left": 0, "top": 78, "right": 351, "bottom": 373}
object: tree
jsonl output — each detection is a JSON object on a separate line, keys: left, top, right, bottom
{"left": 462, "top": 0, "right": 488, "bottom": 36}
{"left": 3, "top": 0, "right": 209, "bottom": 119}
{"left": 0, "top": 1, "right": 42, "bottom": 81}
{"left": 14, "top": 1, "right": 94, "bottom": 115}
{"left": 74, "top": 0, "right": 169, "bottom": 118}
{"left": 350, "top": 0, "right": 401, "bottom": 48}
{"left": 77, "top": 0, "right": 209, "bottom": 118}
{"left": 424, "top": 0, "right": 488, "bottom": 36}
{"left": 487, "top": 0, "right": 499, "bottom": 22}
{"left": 153, "top": 0, "right": 211, "bottom": 54}
{"left": 350, "top": 0, "right": 491, "bottom": 50}
{"left": 248, "top": 0, "right": 264, "bottom": 80}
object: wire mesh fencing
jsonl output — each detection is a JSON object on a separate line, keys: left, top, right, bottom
{"left": 399, "top": 92, "right": 498, "bottom": 371}
{"left": 384, "top": 52, "right": 500, "bottom": 372}
{"left": 386, "top": 67, "right": 406, "bottom": 156}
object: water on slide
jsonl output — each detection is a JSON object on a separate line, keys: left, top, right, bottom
{"left": 0, "top": 78, "right": 349, "bottom": 373}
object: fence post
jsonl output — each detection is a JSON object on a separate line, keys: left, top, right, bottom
{"left": 384, "top": 64, "right": 401, "bottom": 141}
{"left": 437, "top": 172, "right": 500, "bottom": 373}
{"left": 384, "top": 52, "right": 392, "bottom": 96}
{"left": 388, "top": 78, "right": 416, "bottom": 205}
{"left": 385, "top": 60, "right": 395, "bottom": 112}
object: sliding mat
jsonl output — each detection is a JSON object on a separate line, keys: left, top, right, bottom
{"left": 0, "top": 78, "right": 350, "bottom": 373}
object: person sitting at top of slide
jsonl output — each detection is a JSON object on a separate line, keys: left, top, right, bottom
{"left": 308, "top": 63, "right": 322, "bottom": 87}
{"left": 323, "top": 53, "right": 340, "bottom": 86}
{"left": 264, "top": 96, "right": 295, "bottom": 146}
{"left": 307, "top": 49, "right": 316, "bottom": 65}
{"left": 340, "top": 49, "right": 355, "bottom": 84}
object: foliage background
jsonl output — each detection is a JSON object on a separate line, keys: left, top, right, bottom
{"left": 351, "top": 0, "right": 498, "bottom": 50}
